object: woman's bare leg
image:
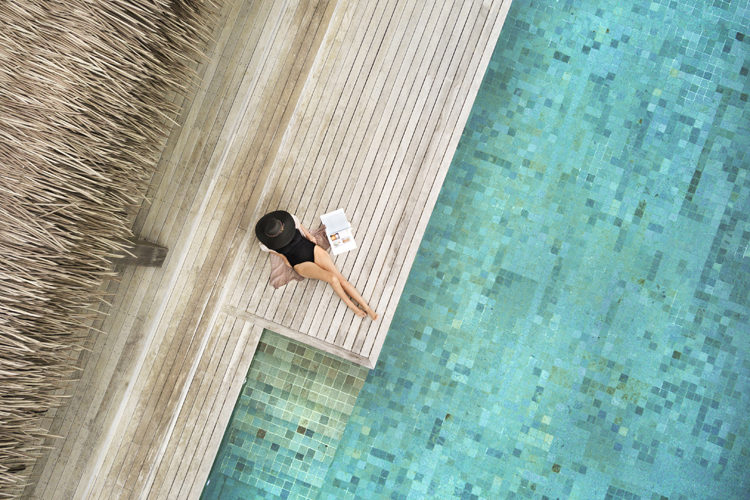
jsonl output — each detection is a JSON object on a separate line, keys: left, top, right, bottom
{"left": 310, "top": 246, "right": 378, "bottom": 320}
{"left": 293, "top": 261, "right": 366, "bottom": 318}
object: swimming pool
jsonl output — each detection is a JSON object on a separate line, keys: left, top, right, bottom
{"left": 204, "top": 0, "right": 750, "bottom": 497}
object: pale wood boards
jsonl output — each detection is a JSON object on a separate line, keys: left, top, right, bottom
{"left": 81, "top": 1, "right": 298, "bottom": 495}
{"left": 24, "top": 0, "right": 512, "bottom": 497}
{"left": 237, "top": 0, "right": 383, "bottom": 322}
{"left": 85, "top": 2, "right": 337, "bottom": 498}
{"left": 227, "top": 0, "right": 511, "bottom": 366}
{"left": 148, "top": 319, "right": 262, "bottom": 499}
{"left": 138, "top": 0, "right": 270, "bottom": 244}
{"left": 301, "top": 0, "right": 450, "bottom": 344}
{"left": 23, "top": 0, "right": 324, "bottom": 498}
{"left": 225, "top": 306, "right": 372, "bottom": 367}
{"left": 328, "top": 0, "right": 477, "bottom": 349}
{"left": 365, "top": 0, "right": 515, "bottom": 363}
{"left": 354, "top": 0, "right": 512, "bottom": 355}
{"left": 182, "top": 323, "right": 262, "bottom": 498}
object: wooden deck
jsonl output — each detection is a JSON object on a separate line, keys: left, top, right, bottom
{"left": 24, "top": 0, "right": 511, "bottom": 498}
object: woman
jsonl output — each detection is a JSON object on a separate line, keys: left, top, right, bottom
{"left": 255, "top": 210, "right": 378, "bottom": 320}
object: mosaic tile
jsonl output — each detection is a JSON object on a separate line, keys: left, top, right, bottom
{"left": 201, "top": 330, "right": 368, "bottom": 499}
{"left": 204, "top": 0, "right": 749, "bottom": 498}
{"left": 317, "top": 0, "right": 750, "bottom": 498}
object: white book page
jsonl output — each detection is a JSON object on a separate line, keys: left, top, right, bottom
{"left": 321, "top": 209, "right": 349, "bottom": 232}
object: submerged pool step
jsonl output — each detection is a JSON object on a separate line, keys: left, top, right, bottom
{"left": 202, "top": 330, "right": 369, "bottom": 499}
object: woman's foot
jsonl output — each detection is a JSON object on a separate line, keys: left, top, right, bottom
{"left": 353, "top": 302, "right": 377, "bottom": 320}
{"left": 352, "top": 307, "right": 367, "bottom": 318}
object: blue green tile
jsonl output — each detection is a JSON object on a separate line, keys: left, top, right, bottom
{"left": 203, "top": 0, "right": 749, "bottom": 498}
{"left": 321, "top": 0, "right": 750, "bottom": 498}
{"left": 201, "top": 331, "right": 368, "bottom": 500}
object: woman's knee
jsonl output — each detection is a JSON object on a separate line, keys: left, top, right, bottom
{"left": 329, "top": 275, "right": 341, "bottom": 288}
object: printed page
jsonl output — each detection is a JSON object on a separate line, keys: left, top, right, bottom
{"left": 329, "top": 228, "right": 356, "bottom": 255}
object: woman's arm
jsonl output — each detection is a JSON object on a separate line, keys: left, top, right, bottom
{"left": 269, "top": 249, "right": 292, "bottom": 268}
{"left": 299, "top": 224, "right": 316, "bottom": 243}
{"left": 291, "top": 213, "right": 316, "bottom": 244}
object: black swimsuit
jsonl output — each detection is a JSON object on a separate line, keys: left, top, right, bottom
{"left": 276, "top": 229, "right": 316, "bottom": 267}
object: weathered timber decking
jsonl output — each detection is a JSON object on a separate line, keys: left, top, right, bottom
{"left": 24, "top": 1, "right": 511, "bottom": 498}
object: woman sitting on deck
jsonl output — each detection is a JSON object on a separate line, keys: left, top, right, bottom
{"left": 255, "top": 210, "right": 378, "bottom": 320}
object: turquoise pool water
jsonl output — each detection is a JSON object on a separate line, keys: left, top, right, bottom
{"left": 204, "top": 0, "right": 750, "bottom": 498}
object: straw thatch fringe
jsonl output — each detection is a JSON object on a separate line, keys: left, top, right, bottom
{"left": 0, "top": 0, "right": 218, "bottom": 496}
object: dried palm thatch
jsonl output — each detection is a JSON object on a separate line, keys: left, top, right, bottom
{"left": 0, "top": 0, "right": 217, "bottom": 495}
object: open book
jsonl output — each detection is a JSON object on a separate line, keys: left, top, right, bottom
{"left": 321, "top": 209, "right": 357, "bottom": 255}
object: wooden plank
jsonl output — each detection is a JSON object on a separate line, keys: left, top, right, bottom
{"left": 82, "top": 2, "right": 300, "bottom": 496}
{"left": 280, "top": 0, "right": 415, "bottom": 331}
{"left": 135, "top": 3, "right": 244, "bottom": 238}
{"left": 236, "top": 0, "right": 365, "bottom": 314}
{"left": 75, "top": 316, "right": 149, "bottom": 499}
{"left": 329, "top": 0, "right": 462, "bottom": 345}
{"left": 133, "top": 0, "right": 241, "bottom": 234}
{"left": 60, "top": 12, "right": 272, "bottom": 494}
{"left": 249, "top": 0, "right": 381, "bottom": 321}
{"left": 294, "top": 0, "right": 425, "bottom": 326}
{"left": 158, "top": 318, "right": 246, "bottom": 498}
{"left": 269, "top": 0, "right": 400, "bottom": 326}
{"left": 105, "top": 2, "right": 307, "bottom": 492}
{"left": 138, "top": 2, "right": 334, "bottom": 464}
{"left": 231, "top": 0, "right": 361, "bottom": 309}
{"left": 225, "top": 306, "right": 372, "bottom": 367}
{"left": 89, "top": 0, "right": 340, "bottom": 496}
{"left": 211, "top": 0, "right": 336, "bottom": 265}
{"left": 140, "top": 0, "right": 261, "bottom": 241}
{"left": 306, "top": 0, "right": 460, "bottom": 343}
{"left": 145, "top": 0, "right": 276, "bottom": 246}
{"left": 342, "top": 0, "right": 485, "bottom": 350}
{"left": 148, "top": 7, "right": 346, "bottom": 474}
{"left": 140, "top": 310, "right": 234, "bottom": 495}
{"left": 184, "top": 322, "right": 262, "bottom": 498}
{"left": 221, "top": 0, "right": 510, "bottom": 360}
{"left": 207, "top": 0, "right": 340, "bottom": 318}
{"left": 296, "top": 0, "right": 446, "bottom": 333}
{"left": 233, "top": 0, "right": 362, "bottom": 309}
{"left": 360, "top": 0, "right": 510, "bottom": 360}
{"left": 145, "top": 314, "right": 239, "bottom": 497}
{"left": 364, "top": 0, "right": 513, "bottom": 363}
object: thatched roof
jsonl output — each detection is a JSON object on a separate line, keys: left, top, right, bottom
{"left": 0, "top": 0, "right": 216, "bottom": 495}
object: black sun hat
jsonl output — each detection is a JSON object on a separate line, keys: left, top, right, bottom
{"left": 255, "top": 210, "right": 296, "bottom": 250}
